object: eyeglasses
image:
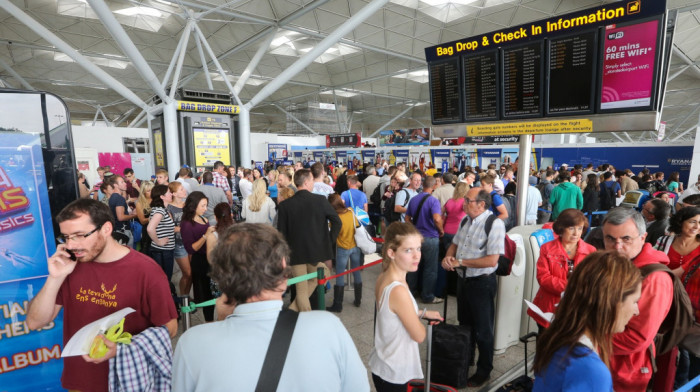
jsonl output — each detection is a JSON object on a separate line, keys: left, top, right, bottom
{"left": 57, "top": 225, "right": 102, "bottom": 244}
{"left": 464, "top": 198, "right": 480, "bottom": 204}
{"left": 603, "top": 234, "right": 639, "bottom": 245}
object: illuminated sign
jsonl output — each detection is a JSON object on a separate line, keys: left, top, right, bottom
{"left": 177, "top": 101, "right": 240, "bottom": 114}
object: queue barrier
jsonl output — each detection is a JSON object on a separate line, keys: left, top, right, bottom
{"left": 179, "top": 251, "right": 384, "bottom": 330}
{"left": 676, "top": 375, "right": 700, "bottom": 392}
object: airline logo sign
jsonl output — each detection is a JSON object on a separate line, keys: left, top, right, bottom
{"left": 177, "top": 101, "right": 240, "bottom": 114}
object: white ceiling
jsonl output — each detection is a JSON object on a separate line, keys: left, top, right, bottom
{"left": 0, "top": 0, "right": 699, "bottom": 142}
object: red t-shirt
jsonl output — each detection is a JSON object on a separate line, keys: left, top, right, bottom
{"left": 56, "top": 249, "right": 177, "bottom": 392}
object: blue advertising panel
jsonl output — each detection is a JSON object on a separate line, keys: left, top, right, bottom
{"left": 361, "top": 150, "right": 375, "bottom": 163}
{"left": 313, "top": 151, "right": 324, "bottom": 160}
{"left": 432, "top": 149, "right": 451, "bottom": 173}
{"left": 0, "top": 133, "right": 62, "bottom": 390}
{"left": 539, "top": 145, "right": 693, "bottom": 185}
{"left": 335, "top": 151, "right": 347, "bottom": 158}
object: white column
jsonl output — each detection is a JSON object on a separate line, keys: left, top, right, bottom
{"left": 238, "top": 106, "right": 251, "bottom": 167}
{"left": 516, "top": 135, "right": 532, "bottom": 227}
{"left": 688, "top": 115, "right": 700, "bottom": 190}
{"left": 163, "top": 100, "right": 181, "bottom": 177}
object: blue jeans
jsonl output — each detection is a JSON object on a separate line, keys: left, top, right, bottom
{"left": 457, "top": 272, "right": 497, "bottom": 377}
{"left": 150, "top": 248, "right": 174, "bottom": 281}
{"left": 406, "top": 236, "right": 439, "bottom": 302}
{"left": 335, "top": 246, "right": 362, "bottom": 286}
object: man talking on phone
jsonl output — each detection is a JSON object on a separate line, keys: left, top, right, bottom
{"left": 26, "top": 199, "right": 178, "bottom": 392}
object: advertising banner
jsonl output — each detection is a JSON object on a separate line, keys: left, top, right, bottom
{"left": 600, "top": 19, "right": 660, "bottom": 110}
{"left": 379, "top": 128, "right": 431, "bottom": 146}
{"left": 479, "top": 148, "right": 502, "bottom": 168}
{"left": 267, "top": 144, "right": 288, "bottom": 162}
{"left": 0, "top": 133, "right": 63, "bottom": 390}
{"left": 98, "top": 153, "right": 132, "bottom": 177}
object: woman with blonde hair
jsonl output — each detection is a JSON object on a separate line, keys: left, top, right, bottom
{"left": 267, "top": 169, "right": 279, "bottom": 204}
{"left": 369, "top": 222, "right": 443, "bottom": 391}
{"left": 135, "top": 180, "right": 154, "bottom": 255}
{"left": 533, "top": 251, "right": 642, "bottom": 391}
{"left": 242, "top": 179, "right": 276, "bottom": 224}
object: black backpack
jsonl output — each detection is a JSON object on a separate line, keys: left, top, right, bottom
{"left": 599, "top": 182, "right": 616, "bottom": 211}
{"left": 640, "top": 263, "right": 695, "bottom": 356}
{"left": 460, "top": 214, "right": 517, "bottom": 276}
{"left": 499, "top": 194, "right": 517, "bottom": 231}
{"left": 370, "top": 184, "right": 382, "bottom": 205}
{"left": 383, "top": 189, "right": 409, "bottom": 223}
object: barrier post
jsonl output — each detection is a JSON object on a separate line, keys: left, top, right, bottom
{"left": 317, "top": 266, "right": 326, "bottom": 310}
{"left": 180, "top": 296, "right": 191, "bottom": 331}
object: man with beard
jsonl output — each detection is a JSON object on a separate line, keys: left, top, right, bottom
{"left": 26, "top": 199, "right": 177, "bottom": 392}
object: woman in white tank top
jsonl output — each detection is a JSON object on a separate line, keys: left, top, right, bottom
{"left": 369, "top": 222, "right": 443, "bottom": 392}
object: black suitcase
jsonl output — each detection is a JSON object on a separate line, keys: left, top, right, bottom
{"left": 429, "top": 295, "right": 472, "bottom": 389}
{"left": 494, "top": 332, "right": 538, "bottom": 392}
{"left": 407, "top": 323, "right": 459, "bottom": 392}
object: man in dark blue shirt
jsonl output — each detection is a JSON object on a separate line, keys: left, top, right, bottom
{"left": 107, "top": 175, "right": 137, "bottom": 247}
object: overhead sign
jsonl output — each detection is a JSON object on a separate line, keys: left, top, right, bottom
{"left": 467, "top": 119, "right": 593, "bottom": 137}
{"left": 425, "top": 0, "right": 668, "bottom": 127}
{"left": 177, "top": 100, "right": 240, "bottom": 114}
{"left": 326, "top": 133, "right": 361, "bottom": 148}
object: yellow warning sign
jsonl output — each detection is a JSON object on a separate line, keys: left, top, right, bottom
{"left": 467, "top": 119, "right": 593, "bottom": 136}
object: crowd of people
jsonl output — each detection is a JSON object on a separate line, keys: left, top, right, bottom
{"left": 26, "top": 157, "right": 700, "bottom": 391}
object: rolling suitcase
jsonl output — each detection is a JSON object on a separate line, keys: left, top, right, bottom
{"left": 429, "top": 293, "right": 471, "bottom": 388}
{"left": 407, "top": 323, "right": 458, "bottom": 392}
{"left": 494, "top": 332, "right": 538, "bottom": 392}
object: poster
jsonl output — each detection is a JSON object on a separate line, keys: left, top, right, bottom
{"left": 409, "top": 150, "right": 429, "bottom": 172}
{"left": 153, "top": 129, "right": 165, "bottom": 168}
{"left": 335, "top": 151, "right": 346, "bottom": 164}
{"left": 193, "top": 128, "right": 230, "bottom": 167}
{"left": 267, "top": 144, "right": 288, "bottom": 162}
{"left": 98, "top": 153, "right": 132, "bottom": 177}
{"left": 0, "top": 134, "right": 63, "bottom": 390}
{"left": 600, "top": 19, "right": 659, "bottom": 110}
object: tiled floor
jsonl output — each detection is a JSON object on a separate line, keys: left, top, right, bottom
{"left": 171, "top": 255, "right": 533, "bottom": 392}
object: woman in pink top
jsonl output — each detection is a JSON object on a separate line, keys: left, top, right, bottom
{"left": 437, "top": 182, "right": 468, "bottom": 297}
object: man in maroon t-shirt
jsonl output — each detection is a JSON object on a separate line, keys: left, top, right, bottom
{"left": 26, "top": 199, "right": 177, "bottom": 392}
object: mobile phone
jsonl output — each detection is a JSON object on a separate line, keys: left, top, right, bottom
{"left": 66, "top": 249, "right": 77, "bottom": 261}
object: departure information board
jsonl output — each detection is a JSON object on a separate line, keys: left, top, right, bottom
{"left": 502, "top": 42, "right": 543, "bottom": 119}
{"left": 463, "top": 51, "right": 498, "bottom": 120}
{"left": 547, "top": 31, "right": 597, "bottom": 114}
{"left": 429, "top": 58, "right": 462, "bottom": 124}
{"left": 425, "top": 0, "right": 667, "bottom": 127}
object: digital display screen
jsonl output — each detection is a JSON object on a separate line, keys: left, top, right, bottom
{"left": 429, "top": 58, "right": 462, "bottom": 124}
{"left": 463, "top": 51, "right": 499, "bottom": 121}
{"left": 547, "top": 31, "right": 598, "bottom": 114}
{"left": 502, "top": 42, "right": 543, "bottom": 118}
{"left": 193, "top": 128, "right": 231, "bottom": 167}
{"left": 599, "top": 18, "right": 660, "bottom": 111}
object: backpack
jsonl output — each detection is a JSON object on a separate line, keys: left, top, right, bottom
{"left": 537, "top": 181, "right": 551, "bottom": 209}
{"left": 599, "top": 181, "right": 616, "bottom": 211}
{"left": 460, "top": 214, "right": 517, "bottom": 276}
{"left": 383, "top": 189, "right": 410, "bottom": 223}
{"left": 640, "top": 263, "right": 695, "bottom": 356}
{"left": 370, "top": 184, "right": 382, "bottom": 205}
{"left": 499, "top": 194, "right": 517, "bottom": 231}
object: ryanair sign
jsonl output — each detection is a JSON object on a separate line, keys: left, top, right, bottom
{"left": 177, "top": 101, "right": 240, "bottom": 114}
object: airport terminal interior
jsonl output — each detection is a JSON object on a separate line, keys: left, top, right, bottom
{"left": 3, "top": 0, "right": 700, "bottom": 391}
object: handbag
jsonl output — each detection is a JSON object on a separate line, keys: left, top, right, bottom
{"left": 348, "top": 191, "right": 370, "bottom": 226}
{"left": 130, "top": 220, "right": 142, "bottom": 243}
{"left": 352, "top": 210, "right": 377, "bottom": 254}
